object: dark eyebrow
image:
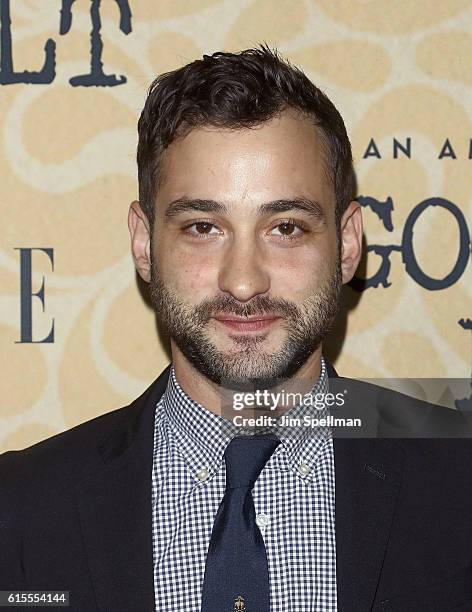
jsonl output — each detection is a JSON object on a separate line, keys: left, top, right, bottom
{"left": 164, "top": 197, "right": 325, "bottom": 221}
{"left": 164, "top": 198, "right": 226, "bottom": 219}
{"left": 257, "top": 198, "right": 325, "bottom": 221}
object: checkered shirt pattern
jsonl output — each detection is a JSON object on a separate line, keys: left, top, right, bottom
{"left": 152, "top": 356, "right": 337, "bottom": 611}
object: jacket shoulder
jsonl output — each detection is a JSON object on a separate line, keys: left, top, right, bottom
{"left": 0, "top": 402, "right": 133, "bottom": 490}
{"left": 0, "top": 364, "right": 171, "bottom": 493}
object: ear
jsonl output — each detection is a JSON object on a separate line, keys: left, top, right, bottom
{"left": 128, "top": 200, "right": 152, "bottom": 282}
{"left": 339, "top": 200, "right": 363, "bottom": 284}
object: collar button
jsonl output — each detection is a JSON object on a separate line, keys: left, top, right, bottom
{"left": 196, "top": 467, "right": 209, "bottom": 481}
{"left": 256, "top": 513, "right": 270, "bottom": 528}
{"left": 298, "top": 462, "right": 311, "bottom": 476}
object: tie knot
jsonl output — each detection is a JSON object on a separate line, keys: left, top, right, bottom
{"left": 224, "top": 434, "right": 280, "bottom": 489}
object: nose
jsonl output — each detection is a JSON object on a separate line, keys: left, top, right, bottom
{"left": 218, "top": 235, "right": 270, "bottom": 302}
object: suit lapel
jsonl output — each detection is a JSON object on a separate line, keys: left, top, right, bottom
{"left": 75, "top": 365, "right": 171, "bottom": 612}
{"left": 327, "top": 360, "right": 405, "bottom": 611}
{"left": 333, "top": 436, "right": 404, "bottom": 611}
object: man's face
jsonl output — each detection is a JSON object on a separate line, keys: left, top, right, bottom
{"left": 149, "top": 110, "right": 342, "bottom": 386}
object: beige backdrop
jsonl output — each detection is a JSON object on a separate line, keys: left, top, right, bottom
{"left": 1, "top": 0, "right": 471, "bottom": 452}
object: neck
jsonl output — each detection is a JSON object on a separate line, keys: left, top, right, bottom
{"left": 170, "top": 342, "right": 323, "bottom": 419}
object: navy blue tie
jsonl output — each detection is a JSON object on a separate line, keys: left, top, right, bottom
{"left": 200, "top": 433, "right": 281, "bottom": 612}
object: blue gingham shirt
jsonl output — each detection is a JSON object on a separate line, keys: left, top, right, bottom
{"left": 151, "top": 357, "right": 337, "bottom": 611}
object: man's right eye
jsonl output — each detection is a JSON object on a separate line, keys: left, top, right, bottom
{"left": 182, "top": 221, "right": 222, "bottom": 237}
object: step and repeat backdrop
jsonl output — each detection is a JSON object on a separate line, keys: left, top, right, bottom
{"left": 1, "top": 0, "right": 471, "bottom": 451}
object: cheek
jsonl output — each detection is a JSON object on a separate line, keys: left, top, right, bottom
{"left": 270, "top": 244, "right": 333, "bottom": 295}
{"left": 157, "top": 246, "right": 219, "bottom": 295}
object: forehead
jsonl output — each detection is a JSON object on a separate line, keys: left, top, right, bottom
{"left": 157, "top": 109, "right": 334, "bottom": 209}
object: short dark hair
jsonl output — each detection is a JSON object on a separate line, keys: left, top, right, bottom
{"left": 137, "top": 45, "right": 354, "bottom": 232}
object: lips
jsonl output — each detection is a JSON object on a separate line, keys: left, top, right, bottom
{"left": 212, "top": 315, "right": 281, "bottom": 332}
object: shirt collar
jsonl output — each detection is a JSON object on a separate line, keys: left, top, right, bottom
{"left": 163, "top": 367, "right": 233, "bottom": 483}
{"left": 160, "top": 357, "right": 331, "bottom": 483}
{"left": 271, "top": 356, "right": 331, "bottom": 476}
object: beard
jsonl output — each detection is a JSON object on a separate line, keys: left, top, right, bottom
{"left": 149, "top": 257, "right": 342, "bottom": 388}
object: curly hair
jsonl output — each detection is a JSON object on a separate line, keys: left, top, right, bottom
{"left": 137, "top": 44, "right": 354, "bottom": 232}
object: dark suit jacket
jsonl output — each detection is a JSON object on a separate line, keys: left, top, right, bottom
{"left": 1, "top": 360, "right": 472, "bottom": 611}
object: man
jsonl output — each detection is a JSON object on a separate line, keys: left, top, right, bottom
{"left": 1, "top": 47, "right": 472, "bottom": 612}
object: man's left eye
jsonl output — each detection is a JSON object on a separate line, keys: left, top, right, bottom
{"left": 270, "top": 221, "right": 305, "bottom": 239}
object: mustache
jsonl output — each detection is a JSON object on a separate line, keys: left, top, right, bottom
{"left": 193, "top": 294, "right": 300, "bottom": 324}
